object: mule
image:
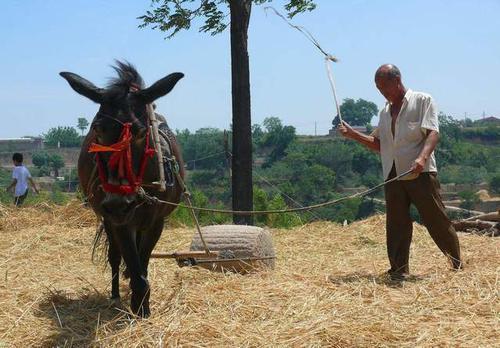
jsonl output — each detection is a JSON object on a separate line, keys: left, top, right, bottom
{"left": 60, "top": 61, "right": 185, "bottom": 317}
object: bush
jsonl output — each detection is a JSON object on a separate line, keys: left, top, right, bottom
{"left": 168, "top": 190, "right": 231, "bottom": 227}
{"left": 49, "top": 186, "right": 68, "bottom": 205}
{"left": 189, "top": 170, "right": 218, "bottom": 187}
{"left": 267, "top": 194, "right": 302, "bottom": 228}
{"left": 167, "top": 200, "right": 192, "bottom": 227}
{"left": 489, "top": 175, "right": 500, "bottom": 194}
{"left": 356, "top": 199, "right": 379, "bottom": 220}
{"left": 0, "top": 167, "right": 11, "bottom": 187}
{"left": 317, "top": 196, "right": 363, "bottom": 223}
{"left": 0, "top": 189, "right": 11, "bottom": 205}
{"left": 31, "top": 151, "right": 65, "bottom": 177}
{"left": 253, "top": 186, "right": 269, "bottom": 226}
{"left": 439, "top": 166, "right": 488, "bottom": 184}
{"left": 176, "top": 128, "right": 227, "bottom": 170}
{"left": 458, "top": 190, "right": 479, "bottom": 210}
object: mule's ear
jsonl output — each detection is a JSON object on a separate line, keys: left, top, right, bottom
{"left": 59, "top": 72, "right": 104, "bottom": 104}
{"left": 137, "top": 72, "right": 184, "bottom": 104}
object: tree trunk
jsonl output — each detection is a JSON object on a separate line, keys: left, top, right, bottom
{"left": 229, "top": 0, "right": 253, "bottom": 225}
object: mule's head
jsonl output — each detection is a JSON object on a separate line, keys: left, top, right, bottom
{"left": 60, "top": 61, "right": 183, "bottom": 225}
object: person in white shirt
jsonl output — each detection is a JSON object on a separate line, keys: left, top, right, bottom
{"left": 6, "top": 153, "right": 39, "bottom": 206}
{"left": 338, "top": 64, "right": 462, "bottom": 280}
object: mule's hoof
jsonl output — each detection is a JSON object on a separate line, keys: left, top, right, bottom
{"left": 110, "top": 296, "right": 121, "bottom": 306}
{"left": 131, "top": 294, "right": 151, "bottom": 318}
{"left": 131, "top": 302, "right": 151, "bottom": 318}
{"left": 137, "top": 307, "right": 151, "bottom": 318}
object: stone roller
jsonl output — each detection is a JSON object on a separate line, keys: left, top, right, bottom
{"left": 151, "top": 225, "right": 276, "bottom": 274}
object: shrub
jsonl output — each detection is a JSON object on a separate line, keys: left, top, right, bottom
{"left": 489, "top": 175, "right": 500, "bottom": 194}
{"left": 439, "top": 166, "right": 488, "bottom": 184}
{"left": 458, "top": 190, "right": 479, "bottom": 210}
{"left": 253, "top": 186, "right": 269, "bottom": 226}
{"left": 267, "top": 194, "right": 302, "bottom": 228}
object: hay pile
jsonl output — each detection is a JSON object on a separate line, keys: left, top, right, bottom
{"left": 0, "top": 201, "right": 498, "bottom": 347}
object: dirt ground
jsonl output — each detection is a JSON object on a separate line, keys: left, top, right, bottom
{"left": 0, "top": 203, "right": 498, "bottom": 347}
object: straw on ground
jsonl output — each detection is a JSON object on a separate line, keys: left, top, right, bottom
{"left": 0, "top": 201, "right": 498, "bottom": 347}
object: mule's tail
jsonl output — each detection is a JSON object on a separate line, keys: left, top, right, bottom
{"left": 91, "top": 219, "right": 108, "bottom": 265}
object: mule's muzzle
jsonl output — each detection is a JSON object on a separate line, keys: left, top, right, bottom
{"left": 101, "top": 193, "right": 138, "bottom": 224}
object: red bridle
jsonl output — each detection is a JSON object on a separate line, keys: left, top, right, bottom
{"left": 88, "top": 122, "right": 155, "bottom": 195}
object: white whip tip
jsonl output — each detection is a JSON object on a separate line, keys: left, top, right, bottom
{"left": 326, "top": 54, "right": 339, "bottom": 62}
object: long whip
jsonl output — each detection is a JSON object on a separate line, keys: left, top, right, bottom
{"left": 264, "top": 6, "right": 343, "bottom": 123}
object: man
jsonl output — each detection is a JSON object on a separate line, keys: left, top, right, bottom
{"left": 339, "top": 64, "right": 462, "bottom": 280}
{"left": 6, "top": 153, "right": 39, "bottom": 206}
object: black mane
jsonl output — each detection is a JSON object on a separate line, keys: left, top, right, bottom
{"left": 105, "top": 61, "right": 145, "bottom": 100}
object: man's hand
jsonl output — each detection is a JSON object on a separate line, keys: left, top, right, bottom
{"left": 338, "top": 121, "right": 381, "bottom": 153}
{"left": 411, "top": 156, "right": 426, "bottom": 174}
{"left": 337, "top": 121, "right": 356, "bottom": 138}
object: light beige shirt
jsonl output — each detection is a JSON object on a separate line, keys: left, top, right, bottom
{"left": 372, "top": 89, "right": 439, "bottom": 180}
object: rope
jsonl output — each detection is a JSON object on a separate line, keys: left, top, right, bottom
{"left": 140, "top": 168, "right": 414, "bottom": 215}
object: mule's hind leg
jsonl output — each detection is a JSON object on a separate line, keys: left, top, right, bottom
{"left": 139, "top": 218, "right": 164, "bottom": 278}
{"left": 104, "top": 222, "right": 121, "bottom": 301}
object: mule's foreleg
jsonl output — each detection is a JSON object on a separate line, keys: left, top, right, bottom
{"left": 139, "top": 218, "right": 165, "bottom": 278}
{"left": 114, "top": 227, "right": 151, "bottom": 317}
{"left": 104, "top": 224, "right": 122, "bottom": 301}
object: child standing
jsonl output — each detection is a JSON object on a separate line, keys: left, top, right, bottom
{"left": 6, "top": 153, "right": 39, "bottom": 206}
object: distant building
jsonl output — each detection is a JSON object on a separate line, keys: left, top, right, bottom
{"left": 479, "top": 116, "right": 500, "bottom": 125}
{"left": 0, "top": 137, "right": 44, "bottom": 152}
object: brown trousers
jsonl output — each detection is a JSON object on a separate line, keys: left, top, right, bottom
{"left": 384, "top": 165, "right": 462, "bottom": 274}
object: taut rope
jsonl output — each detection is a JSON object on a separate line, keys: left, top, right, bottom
{"left": 138, "top": 163, "right": 414, "bottom": 215}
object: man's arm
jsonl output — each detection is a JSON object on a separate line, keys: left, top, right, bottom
{"left": 412, "top": 95, "right": 440, "bottom": 173}
{"left": 411, "top": 129, "right": 439, "bottom": 173}
{"left": 338, "top": 121, "right": 380, "bottom": 152}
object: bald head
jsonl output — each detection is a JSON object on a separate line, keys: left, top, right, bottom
{"left": 375, "top": 64, "right": 402, "bottom": 81}
{"left": 374, "top": 64, "right": 406, "bottom": 103}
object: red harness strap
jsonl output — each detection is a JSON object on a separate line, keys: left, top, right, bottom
{"left": 88, "top": 122, "right": 155, "bottom": 195}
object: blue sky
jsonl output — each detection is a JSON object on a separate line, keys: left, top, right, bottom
{"left": 1, "top": 0, "right": 499, "bottom": 137}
